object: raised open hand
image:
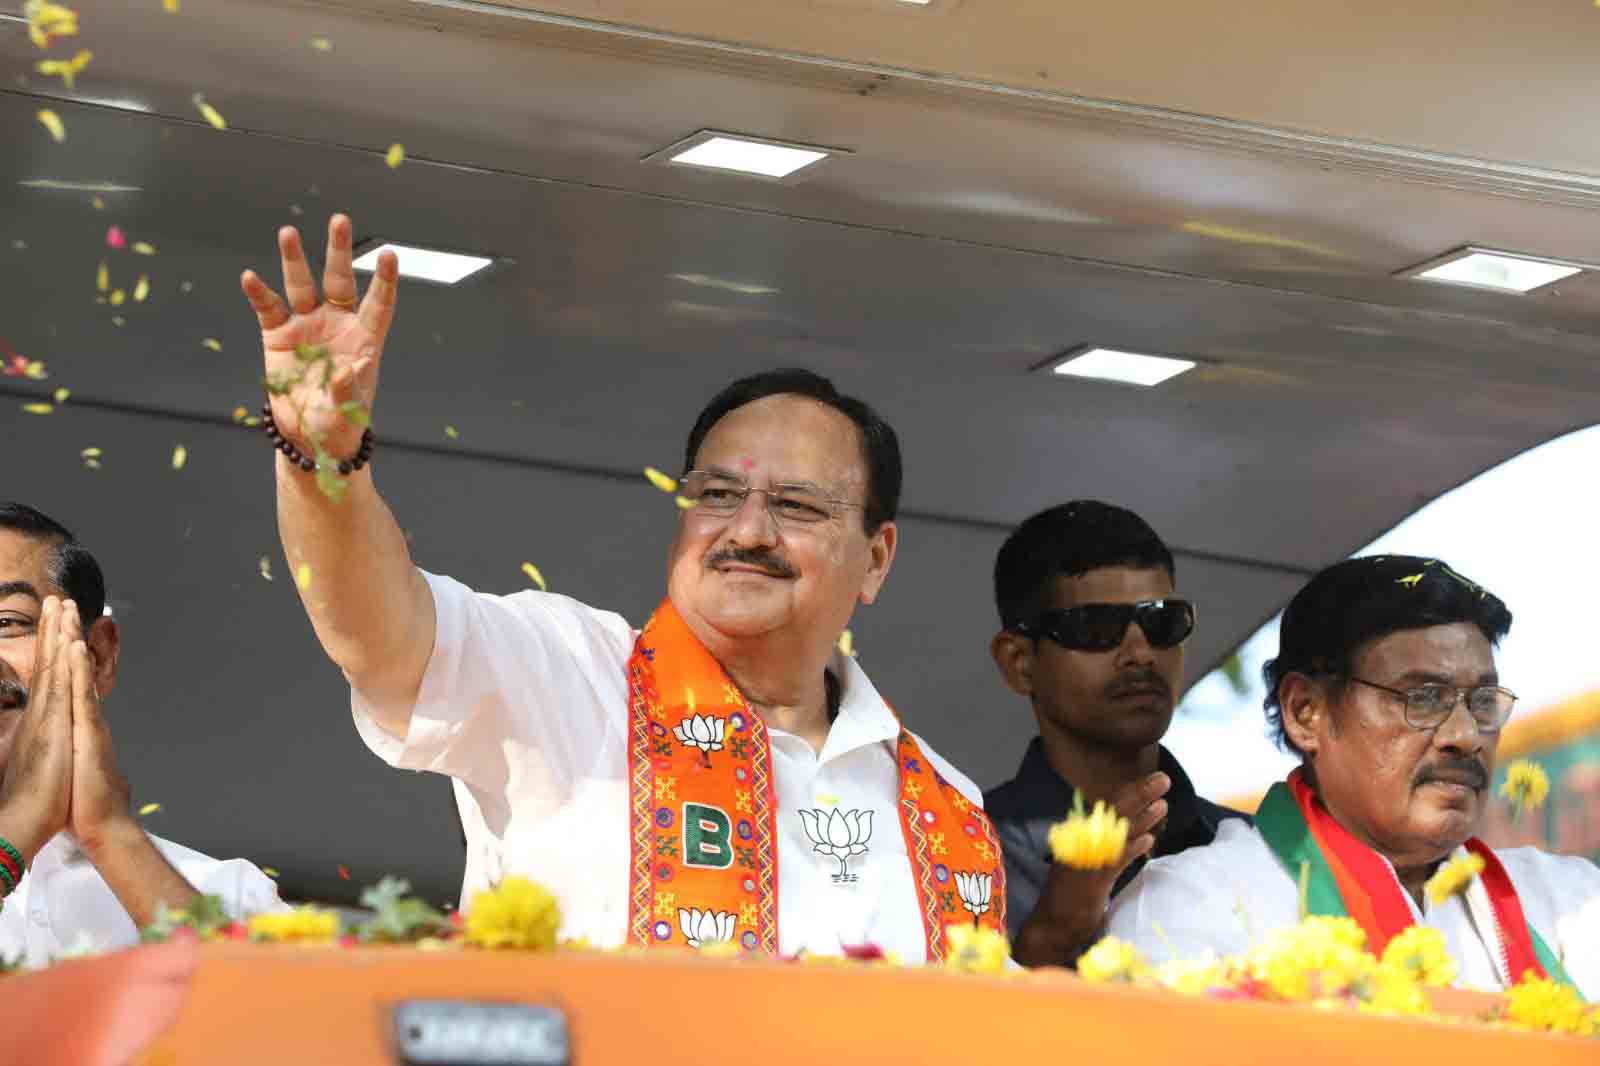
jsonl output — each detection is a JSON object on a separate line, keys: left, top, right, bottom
{"left": 239, "top": 214, "right": 400, "bottom": 461}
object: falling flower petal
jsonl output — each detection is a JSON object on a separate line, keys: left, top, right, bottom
{"left": 232, "top": 405, "right": 249, "bottom": 422}
{"left": 675, "top": 496, "right": 695, "bottom": 510}
{"left": 27, "top": 2, "right": 80, "bottom": 49}
{"left": 35, "top": 49, "right": 92, "bottom": 90}
{"left": 25, "top": 361, "right": 48, "bottom": 380}
{"left": 110, "top": 316, "right": 124, "bottom": 327}
{"left": 53, "top": 387, "right": 69, "bottom": 403}
{"left": 310, "top": 37, "right": 333, "bottom": 51}
{"left": 179, "top": 280, "right": 193, "bottom": 293}
{"left": 171, "top": 444, "right": 187, "bottom": 470}
{"left": 837, "top": 629, "right": 854, "bottom": 657}
{"left": 644, "top": 467, "right": 677, "bottom": 493}
{"left": 36, "top": 109, "right": 65, "bottom": 142}
{"left": 109, "top": 289, "right": 125, "bottom": 306}
{"left": 288, "top": 203, "right": 303, "bottom": 216}
{"left": 81, "top": 447, "right": 100, "bottom": 459}
{"left": 138, "top": 802, "right": 161, "bottom": 816}
{"left": 90, "top": 196, "right": 103, "bottom": 211}
{"left": 133, "top": 241, "right": 156, "bottom": 255}
{"left": 105, "top": 225, "right": 126, "bottom": 250}
{"left": 163, "top": 0, "right": 179, "bottom": 11}
{"left": 520, "top": 562, "right": 547, "bottom": 590}
{"left": 444, "top": 425, "right": 458, "bottom": 439}
{"left": 262, "top": 867, "right": 279, "bottom": 878}
{"left": 22, "top": 403, "right": 54, "bottom": 415}
{"left": 133, "top": 275, "right": 149, "bottom": 302}
{"left": 295, "top": 563, "right": 312, "bottom": 591}
{"left": 96, "top": 260, "right": 108, "bottom": 292}
{"left": 193, "top": 94, "right": 227, "bottom": 130}
{"left": 337, "top": 864, "right": 351, "bottom": 881}
{"left": 385, "top": 143, "right": 405, "bottom": 168}
{"left": 258, "top": 555, "right": 273, "bottom": 581}
{"left": 201, "top": 338, "right": 222, "bottom": 352}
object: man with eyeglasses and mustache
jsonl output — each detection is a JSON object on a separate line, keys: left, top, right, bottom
{"left": 983, "top": 502, "right": 1246, "bottom": 968}
{"left": 0, "top": 503, "right": 281, "bottom": 966}
{"left": 1107, "top": 555, "right": 1599, "bottom": 994}
{"left": 240, "top": 215, "right": 1006, "bottom": 961}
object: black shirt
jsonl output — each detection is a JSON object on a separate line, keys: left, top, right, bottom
{"left": 983, "top": 737, "right": 1249, "bottom": 941}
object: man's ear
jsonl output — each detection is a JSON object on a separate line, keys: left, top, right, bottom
{"left": 84, "top": 616, "right": 120, "bottom": 702}
{"left": 990, "top": 630, "right": 1035, "bottom": 697}
{"left": 1279, "top": 672, "right": 1324, "bottom": 757}
{"left": 858, "top": 521, "right": 897, "bottom": 605}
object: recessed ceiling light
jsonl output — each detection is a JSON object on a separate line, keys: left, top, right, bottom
{"left": 1402, "top": 247, "right": 1584, "bottom": 294}
{"left": 1046, "top": 347, "right": 1197, "bottom": 388}
{"left": 646, "top": 131, "right": 842, "bottom": 180}
{"left": 352, "top": 240, "right": 495, "bottom": 285}
{"left": 18, "top": 179, "right": 142, "bottom": 193}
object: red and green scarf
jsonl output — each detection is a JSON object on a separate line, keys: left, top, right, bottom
{"left": 1257, "top": 768, "right": 1573, "bottom": 989}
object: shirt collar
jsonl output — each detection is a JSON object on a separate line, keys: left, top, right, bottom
{"left": 768, "top": 651, "right": 900, "bottom": 763}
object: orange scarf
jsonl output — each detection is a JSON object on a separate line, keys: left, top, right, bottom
{"left": 624, "top": 599, "right": 1006, "bottom": 959}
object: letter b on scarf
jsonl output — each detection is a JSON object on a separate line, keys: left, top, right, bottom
{"left": 683, "top": 803, "right": 734, "bottom": 869}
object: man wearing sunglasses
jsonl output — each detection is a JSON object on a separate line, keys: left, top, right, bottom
{"left": 984, "top": 502, "right": 1246, "bottom": 968}
{"left": 1107, "top": 555, "right": 1599, "bottom": 994}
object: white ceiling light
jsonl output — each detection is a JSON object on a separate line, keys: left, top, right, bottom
{"left": 352, "top": 241, "right": 495, "bottom": 285}
{"left": 18, "top": 180, "right": 142, "bottom": 193}
{"left": 646, "top": 131, "right": 842, "bottom": 180}
{"left": 1402, "top": 247, "right": 1585, "bottom": 294}
{"left": 1046, "top": 347, "right": 1197, "bottom": 388}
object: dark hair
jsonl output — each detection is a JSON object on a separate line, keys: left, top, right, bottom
{"left": 1262, "top": 554, "right": 1512, "bottom": 755}
{"left": 0, "top": 502, "right": 106, "bottom": 629}
{"left": 993, "top": 500, "right": 1176, "bottom": 629}
{"left": 682, "top": 368, "right": 901, "bottom": 535}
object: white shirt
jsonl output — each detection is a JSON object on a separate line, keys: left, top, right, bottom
{"left": 0, "top": 832, "right": 283, "bottom": 968}
{"left": 1106, "top": 818, "right": 1600, "bottom": 996}
{"left": 352, "top": 571, "right": 984, "bottom": 962}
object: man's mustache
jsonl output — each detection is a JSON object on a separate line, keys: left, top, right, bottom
{"left": 705, "top": 547, "right": 797, "bottom": 580}
{"left": 1414, "top": 756, "right": 1489, "bottom": 792}
{"left": 1104, "top": 668, "right": 1171, "bottom": 701}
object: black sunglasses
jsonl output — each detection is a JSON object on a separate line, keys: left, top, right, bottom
{"left": 1012, "top": 600, "right": 1196, "bottom": 652}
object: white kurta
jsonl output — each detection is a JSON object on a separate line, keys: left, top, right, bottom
{"left": 1106, "top": 818, "right": 1600, "bottom": 996}
{"left": 352, "top": 571, "right": 984, "bottom": 962}
{"left": 0, "top": 832, "right": 283, "bottom": 968}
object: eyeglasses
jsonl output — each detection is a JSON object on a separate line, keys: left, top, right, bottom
{"left": 679, "top": 470, "right": 862, "bottom": 527}
{"left": 1011, "top": 600, "right": 1196, "bottom": 652}
{"left": 1343, "top": 676, "right": 1517, "bottom": 733}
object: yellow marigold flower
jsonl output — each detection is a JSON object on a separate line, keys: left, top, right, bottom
{"left": 464, "top": 875, "right": 561, "bottom": 951}
{"left": 1247, "top": 916, "right": 1375, "bottom": 1001}
{"left": 1379, "top": 925, "right": 1457, "bottom": 988}
{"left": 1048, "top": 800, "right": 1128, "bottom": 870}
{"left": 943, "top": 923, "right": 1009, "bottom": 975}
{"left": 1076, "top": 936, "right": 1147, "bottom": 984}
{"left": 1425, "top": 853, "right": 1485, "bottom": 907}
{"left": 1360, "top": 965, "right": 1431, "bottom": 1017}
{"left": 1151, "top": 954, "right": 1230, "bottom": 996}
{"left": 1499, "top": 760, "right": 1549, "bottom": 818}
{"left": 249, "top": 906, "right": 340, "bottom": 943}
{"left": 1503, "top": 973, "right": 1597, "bottom": 1037}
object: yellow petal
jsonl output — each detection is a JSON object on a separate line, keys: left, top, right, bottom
{"left": 644, "top": 467, "right": 678, "bottom": 493}
{"left": 138, "top": 802, "right": 161, "bottom": 816}
{"left": 25, "top": 361, "right": 48, "bottom": 380}
{"left": 444, "top": 425, "right": 458, "bottom": 439}
{"left": 258, "top": 555, "right": 273, "bottom": 581}
{"left": 202, "top": 338, "right": 222, "bottom": 352}
{"left": 193, "top": 94, "right": 227, "bottom": 130}
{"left": 134, "top": 275, "right": 150, "bottom": 302}
{"left": 164, "top": 0, "right": 180, "bottom": 11}
{"left": 232, "top": 405, "right": 249, "bottom": 423}
{"left": 310, "top": 37, "right": 333, "bottom": 51}
{"left": 133, "top": 241, "right": 156, "bottom": 255}
{"left": 262, "top": 867, "right": 279, "bottom": 878}
{"left": 520, "top": 562, "right": 547, "bottom": 590}
{"left": 385, "top": 143, "right": 405, "bottom": 169}
{"left": 675, "top": 495, "right": 695, "bottom": 510}
{"left": 295, "top": 562, "right": 312, "bottom": 591}
{"left": 53, "top": 387, "right": 70, "bottom": 404}
{"left": 36, "top": 48, "right": 92, "bottom": 89}
{"left": 171, "top": 444, "right": 187, "bottom": 470}
{"left": 22, "top": 403, "right": 53, "bottom": 415}
{"left": 81, "top": 447, "right": 102, "bottom": 459}
{"left": 37, "top": 109, "right": 65, "bottom": 143}
{"left": 111, "top": 316, "right": 124, "bottom": 327}
{"left": 96, "top": 260, "right": 109, "bottom": 292}
{"left": 110, "top": 289, "right": 126, "bottom": 306}
{"left": 837, "top": 629, "right": 854, "bottom": 657}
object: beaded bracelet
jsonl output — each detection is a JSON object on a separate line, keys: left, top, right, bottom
{"left": 260, "top": 404, "right": 374, "bottom": 476}
{"left": 0, "top": 837, "right": 24, "bottom": 896}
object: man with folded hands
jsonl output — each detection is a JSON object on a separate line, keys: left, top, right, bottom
{"left": 1107, "top": 554, "right": 1599, "bottom": 994}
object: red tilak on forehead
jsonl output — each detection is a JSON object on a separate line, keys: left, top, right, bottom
{"left": 738, "top": 458, "right": 754, "bottom": 471}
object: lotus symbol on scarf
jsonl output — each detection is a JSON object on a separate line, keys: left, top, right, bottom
{"left": 799, "top": 808, "right": 874, "bottom": 883}
{"left": 677, "top": 907, "right": 736, "bottom": 949}
{"left": 672, "top": 714, "right": 726, "bottom": 766}
{"left": 954, "top": 871, "right": 993, "bottom": 923}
